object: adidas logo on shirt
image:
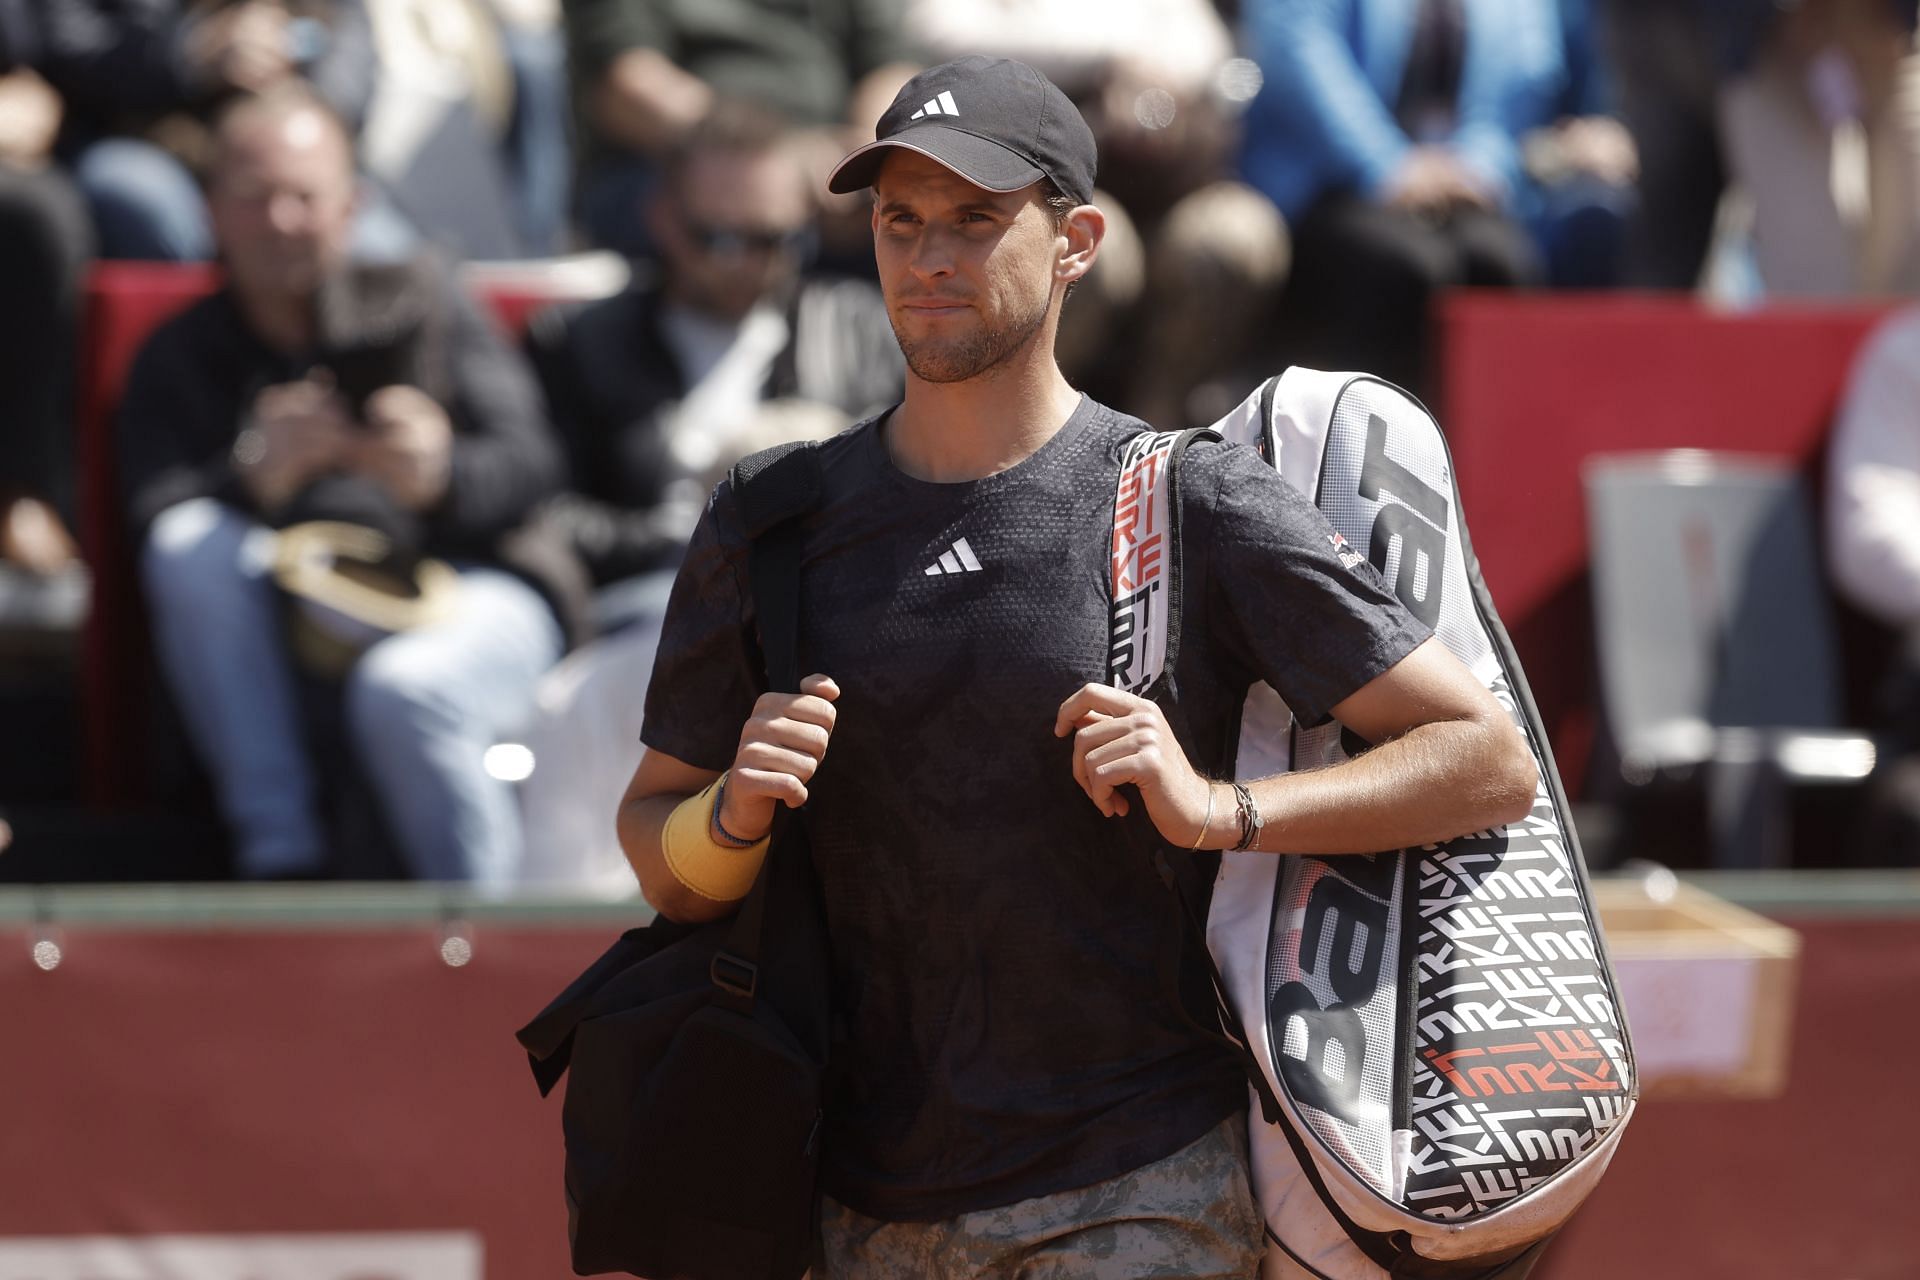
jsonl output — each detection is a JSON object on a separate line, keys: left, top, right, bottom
{"left": 909, "top": 91, "right": 961, "bottom": 120}
{"left": 923, "top": 537, "right": 983, "bottom": 575}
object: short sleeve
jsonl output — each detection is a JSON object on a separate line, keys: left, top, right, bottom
{"left": 1198, "top": 442, "right": 1431, "bottom": 729}
{"left": 638, "top": 481, "right": 766, "bottom": 770}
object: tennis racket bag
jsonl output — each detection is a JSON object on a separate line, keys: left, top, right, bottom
{"left": 1109, "top": 368, "right": 1636, "bottom": 1280}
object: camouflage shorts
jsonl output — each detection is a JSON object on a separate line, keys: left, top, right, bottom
{"left": 815, "top": 1114, "right": 1265, "bottom": 1279}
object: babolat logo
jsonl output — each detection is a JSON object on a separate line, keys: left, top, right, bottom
{"left": 1359, "top": 412, "right": 1449, "bottom": 629}
{"left": 1269, "top": 853, "right": 1398, "bottom": 1125}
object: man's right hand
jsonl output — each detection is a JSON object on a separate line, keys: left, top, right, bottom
{"left": 233, "top": 375, "right": 354, "bottom": 512}
{"left": 718, "top": 673, "right": 840, "bottom": 841}
{"left": 184, "top": 1, "right": 295, "bottom": 95}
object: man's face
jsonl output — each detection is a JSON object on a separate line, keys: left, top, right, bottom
{"left": 208, "top": 108, "right": 357, "bottom": 306}
{"left": 658, "top": 148, "right": 812, "bottom": 322}
{"left": 871, "top": 150, "right": 1062, "bottom": 385}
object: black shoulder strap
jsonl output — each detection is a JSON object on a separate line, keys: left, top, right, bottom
{"left": 731, "top": 440, "right": 823, "bottom": 544}
{"left": 708, "top": 441, "right": 823, "bottom": 1013}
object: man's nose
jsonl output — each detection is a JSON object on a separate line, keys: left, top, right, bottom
{"left": 907, "top": 227, "right": 957, "bottom": 281}
{"left": 266, "top": 192, "right": 310, "bottom": 234}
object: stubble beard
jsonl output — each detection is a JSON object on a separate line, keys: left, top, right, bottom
{"left": 892, "top": 293, "right": 1052, "bottom": 385}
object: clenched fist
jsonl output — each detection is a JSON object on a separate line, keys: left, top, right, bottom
{"left": 720, "top": 673, "right": 841, "bottom": 842}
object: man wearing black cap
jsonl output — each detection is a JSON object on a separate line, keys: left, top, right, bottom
{"left": 618, "top": 57, "right": 1535, "bottom": 1276}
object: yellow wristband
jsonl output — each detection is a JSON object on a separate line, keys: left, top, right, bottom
{"left": 660, "top": 778, "right": 771, "bottom": 903}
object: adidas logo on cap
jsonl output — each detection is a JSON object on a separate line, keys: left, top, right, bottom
{"left": 909, "top": 90, "right": 961, "bottom": 120}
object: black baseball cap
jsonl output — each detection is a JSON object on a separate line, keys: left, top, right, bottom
{"left": 828, "top": 56, "right": 1097, "bottom": 206}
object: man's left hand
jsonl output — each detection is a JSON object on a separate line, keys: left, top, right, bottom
{"left": 352, "top": 384, "right": 454, "bottom": 512}
{"left": 1055, "top": 684, "right": 1214, "bottom": 847}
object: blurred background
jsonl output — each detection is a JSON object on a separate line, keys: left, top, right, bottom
{"left": 0, "top": 0, "right": 1915, "bottom": 1275}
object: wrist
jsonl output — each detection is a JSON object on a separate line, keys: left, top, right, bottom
{"left": 1188, "top": 780, "right": 1220, "bottom": 851}
{"left": 712, "top": 771, "right": 771, "bottom": 845}
{"left": 662, "top": 778, "right": 768, "bottom": 903}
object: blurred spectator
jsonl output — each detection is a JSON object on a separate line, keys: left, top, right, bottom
{"left": 490, "top": 0, "right": 574, "bottom": 255}
{"left": 39, "top": 0, "right": 402, "bottom": 260}
{"left": 1240, "top": 0, "right": 1601, "bottom": 393}
{"left": 1518, "top": 0, "right": 1638, "bottom": 287}
{"left": 1827, "top": 306, "right": 1920, "bottom": 860}
{"left": 358, "top": 0, "right": 572, "bottom": 258}
{"left": 117, "top": 85, "right": 569, "bottom": 886}
{"left": 527, "top": 102, "right": 903, "bottom": 626}
{"left": 0, "top": 2, "right": 90, "bottom": 579}
{"left": 1718, "top": 0, "right": 1920, "bottom": 296}
{"left": 1609, "top": 0, "right": 1920, "bottom": 297}
{"left": 900, "top": 0, "right": 1292, "bottom": 426}
{"left": 561, "top": 0, "right": 918, "bottom": 259}
{"left": 1601, "top": 0, "right": 1730, "bottom": 289}
{"left": 514, "top": 105, "right": 902, "bottom": 890}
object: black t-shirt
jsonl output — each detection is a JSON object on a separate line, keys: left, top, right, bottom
{"left": 640, "top": 396, "right": 1429, "bottom": 1220}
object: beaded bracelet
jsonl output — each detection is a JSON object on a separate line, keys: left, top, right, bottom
{"left": 1230, "top": 781, "right": 1263, "bottom": 852}
{"left": 709, "top": 772, "right": 763, "bottom": 849}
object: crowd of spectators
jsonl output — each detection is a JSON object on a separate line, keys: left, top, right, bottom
{"left": 5, "top": 0, "right": 1920, "bottom": 887}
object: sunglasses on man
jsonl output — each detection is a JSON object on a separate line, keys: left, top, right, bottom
{"left": 680, "top": 218, "right": 814, "bottom": 259}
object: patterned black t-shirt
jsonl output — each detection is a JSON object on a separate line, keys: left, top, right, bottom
{"left": 640, "top": 396, "right": 1430, "bottom": 1220}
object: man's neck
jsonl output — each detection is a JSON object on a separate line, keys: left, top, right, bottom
{"left": 885, "top": 341, "right": 1083, "bottom": 484}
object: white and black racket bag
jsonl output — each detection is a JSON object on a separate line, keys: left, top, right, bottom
{"left": 1108, "top": 368, "right": 1636, "bottom": 1280}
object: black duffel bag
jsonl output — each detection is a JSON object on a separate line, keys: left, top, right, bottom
{"left": 517, "top": 442, "right": 832, "bottom": 1279}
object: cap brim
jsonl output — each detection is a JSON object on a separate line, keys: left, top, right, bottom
{"left": 827, "top": 126, "right": 1046, "bottom": 196}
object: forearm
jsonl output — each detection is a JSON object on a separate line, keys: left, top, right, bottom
{"left": 590, "top": 46, "right": 712, "bottom": 154}
{"left": 1222, "top": 716, "right": 1534, "bottom": 855}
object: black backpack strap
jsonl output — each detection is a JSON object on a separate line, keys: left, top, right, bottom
{"left": 709, "top": 440, "right": 823, "bottom": 1013}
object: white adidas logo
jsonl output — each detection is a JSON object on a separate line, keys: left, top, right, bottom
{"left": 909, "top": 91, "right": 961, "bottom": 120}
{"left": 923, "top": 537, "right": 983, "bottom": 576}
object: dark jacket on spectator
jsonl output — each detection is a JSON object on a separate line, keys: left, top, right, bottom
{"left": 118, "top": 254, "right": 589, "bottom": 639}
{"left": 565, "top": 0, "right": 912, "bottom": 125}
{"left": 525, "top": 274, "right": 903, "bottom": 586}
{"left": 0, "top": 0, "right": 39, "bottom": 69}
{"left": 40, "top": 0, "right": 375, "bottom": 146}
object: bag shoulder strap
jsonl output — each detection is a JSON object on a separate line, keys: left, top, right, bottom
{"left": 1107, "top": 418, "right": 1413, "bottom": 1276}
{"left": 709, "top": 440, "right": 823, "bottom": 1012}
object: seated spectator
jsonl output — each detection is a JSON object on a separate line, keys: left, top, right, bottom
{"left": 1516, "top": 0, "right": 1638, "bottom": 288}
{"left": 562, "top": 0, "right": 918, "bottom": 260}
{"left": 527, "top": 102, "right": 903, "bottom": 625}
{"left": 1718, "top": 0, "right": 1920, "bottom": 296}
{"left": 1241, "top": 0, "right": 1596, "bottom": 394}
{"left": 39, "top": 0, "right": 405, "bottom": 261}
{"left": 357, "top": 0, "right": 573, "bottom": 259}
{"left": 117, "top": 85, "right": 569, "bottom": 886}
{"left": 515, "top": 102, "right": 903, "bottom": 891}
{"left": 1827, "top": 307, "right": 1920, "bottom": 862}
{"left": 0, "top": 5, "right": 90, "bottom": 579}
{"left": 900, "top": 0, "right": 1292, "bottom": 426}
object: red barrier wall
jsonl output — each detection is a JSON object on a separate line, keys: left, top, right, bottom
{"left": 1, "top": 907, "right": 1911, "bottom": 1278}
{"left": 1534, "top": 915, "right": 1920, "bottom": 1280}
{"left": 0, "top": 919, "right": 609, "bottom": 1275}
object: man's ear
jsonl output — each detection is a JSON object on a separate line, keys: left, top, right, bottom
{"left": 1057, "top": 204, "right": 1105, "bottom": 287}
